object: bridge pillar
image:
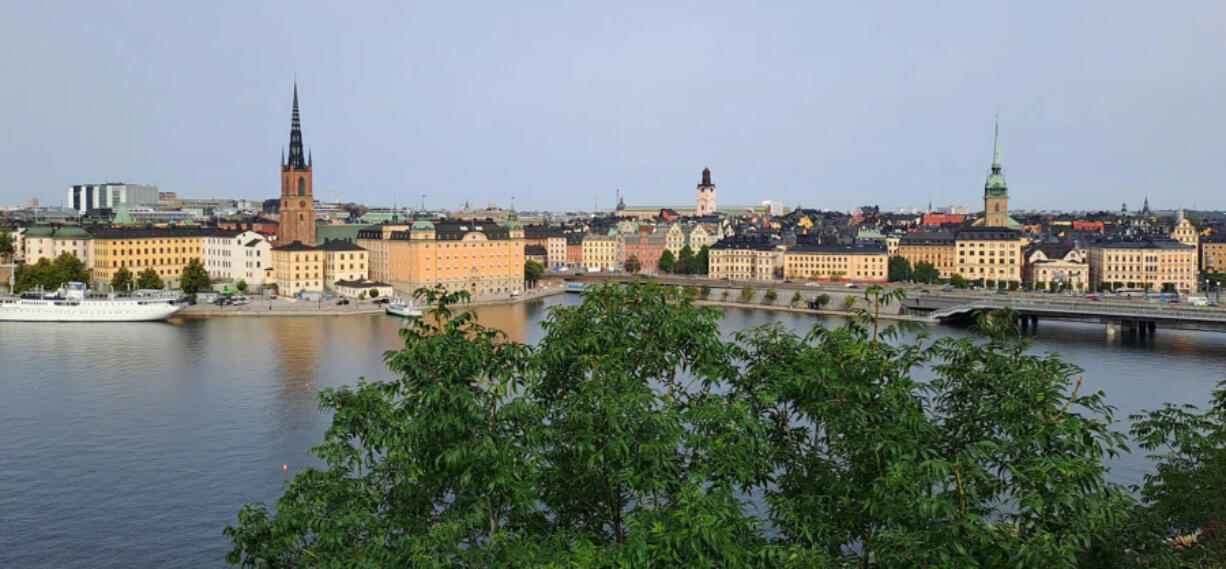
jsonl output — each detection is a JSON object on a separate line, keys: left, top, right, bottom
{"left": 1148, "top": 321, "right": 1156, "bottom": 334}
{"left": 1105, "top": 321, "right": 1116, "bottom": 336}
{"left": 1029, "top": 315, "right": 1038, "bottom": 328}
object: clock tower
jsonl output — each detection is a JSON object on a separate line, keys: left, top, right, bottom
{"left": 982, "top": 117, "right": 1010, "bottom": 228}
{"left": 277, "top": 82, "right": 316, "bottom": 245}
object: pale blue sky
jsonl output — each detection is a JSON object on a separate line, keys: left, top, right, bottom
{"left": 2, "top": 1, "right": 1223, "bottom": 212}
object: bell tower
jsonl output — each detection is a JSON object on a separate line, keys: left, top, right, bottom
{"left": 983, "top": 117, "right": 1009, "bottom": 227}
{"left": 277, "top": 81, "right": 316, "bottom": 245}
{"left": 696, "top": 167, "right": 717, "bottom": 216}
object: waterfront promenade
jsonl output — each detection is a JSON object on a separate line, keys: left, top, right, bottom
{"left": 178, "top": 285, "right": 565, "bottom": 318}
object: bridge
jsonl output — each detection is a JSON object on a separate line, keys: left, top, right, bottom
{"left": 906, "top": 295, "right": 1226, "bottom": 334}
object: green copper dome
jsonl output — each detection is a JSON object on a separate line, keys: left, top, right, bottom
{"left": 410, "top": 210, "right": 434, "bottom": 232}
{"left": 984, "top": 118, "right": 1008, "bottom": 198}
{"left": 502, "top": 208, "right": 522, "bottom": 231}
{"left": 53, "top": 223, "right": 91, "bottom": 240}
{"left": 24, "top": 223, "right": 54, "bottom": 238}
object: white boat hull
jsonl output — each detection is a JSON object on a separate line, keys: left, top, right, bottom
{"left": 385, "top": 304, "right": 423, "bottom": 318}
{"left": 0, "top": 298, "right": 187, "bottom": 322}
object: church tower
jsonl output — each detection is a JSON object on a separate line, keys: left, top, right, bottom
{"left": 983, "top": 118, "right": 1009, "bottom": 227}
{"left": 696, "top": 167, "right": 717, "bottom": 216}
{"left": 277, "top": 82, "right": 316, "bottom": 245}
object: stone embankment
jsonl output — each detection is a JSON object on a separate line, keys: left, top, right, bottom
{"left": 178, "top": 285, "right": 565, "bottom": 318}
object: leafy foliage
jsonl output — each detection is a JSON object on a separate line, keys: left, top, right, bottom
{"left": 14, "top": 253, "right": 89, "bottom": 293}
{"left": 657, "top": 250, "right": 676, "bottom": 273}
{"left": 913, "top": 261, "right": 939, "bottom": 284}
{"left": 623, "top": 255, "right": 642, "bottom": 274}
{"left": 180, "top": 258, "right": 210, "bottom": 294}
{"left": 525, "top": 260, "right": 544, "bottom": 287}
{"left": 676, "top": 245, "right": 696, "bottom": 275}
{"left": 236, "top": 279, "right": 248, "bottom": 293}
{"left": 136, "top": 268, "right": 164, "bottom": 290}
{"left": 888, "top": 255, "right": 911, "bottom": 282}
{"left": 111, "top": 267, "right": 134, "bottom": 291}
{"left": 0, "top": 228, "right": 14, "bottom": 262}
{"left": 763, "top": 288, "right": 778, "bottom": 303}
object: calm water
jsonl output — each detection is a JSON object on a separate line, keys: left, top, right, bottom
{"left": 3, "top": 294, "right": 1225, "bottom": 567}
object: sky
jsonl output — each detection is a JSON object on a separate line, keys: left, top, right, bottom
{"left": 1, "top": 1, "right": 1223, "bottom": 213}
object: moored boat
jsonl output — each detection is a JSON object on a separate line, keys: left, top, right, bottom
{"left": 385, "top": 298, "right": 423, "bottom": 318}
{"left": 0, "top": 283, "right": 186, "bottom": 322}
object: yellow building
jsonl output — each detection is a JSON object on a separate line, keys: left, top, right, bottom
{"left": 1202, "top": 234, "right": 1226, "bottom": 273}
{"left": 897, "top": 232, "right": 957, "bottom": 279}
{"left": 319, "top": 240, "right": 369, "bottom": 289}
{"left": 709, "top": 238, "right": 780, "bottom": 281}
{"left": 783, "top": 244, "right": 888, "bottom": 281}
{"left": 91, "top": 227, "right": 211, "bottom": 288}
{"left": 955, "top": 227, "right": 1025, "bottom": 284}
{"left": 581, "top": 234, "right": 622, "bottom": 271}
{"left": 1170, "top": 212, "right": 1199, "bottom": 248}
{"left": 1088, "top": 239, "right": 1198, "bottom": 293}
{"left": 356, "top": 215, "right": 525, "bottom": 296}
{"left": 270, "top": 241, "right": 325, "bottom": 294}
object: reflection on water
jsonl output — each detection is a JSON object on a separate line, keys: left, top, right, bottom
{"left": 2, "top": 295, "right": 1224, "bottom": 567}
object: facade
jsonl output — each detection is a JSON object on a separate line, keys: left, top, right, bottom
{"left": 1202, "top": 234, "right": 1226, "bottom": 274}
{"left": 356, "top": 215, "right": 525, "bottom": 295}
{"left": 90, "top": 227, "right": 210, "bottom": 289}
{"left": 782, "top": 243, "right": 888, "bottom": 281}
{"left": 982, "top": 119, "right": 1010, "bottom": 228}
{"left": 270, "top": 241, "right": 325, "bottom": 295}
{"left": 696, "top": 167, "right": 717, "bottom": 216}
{"left": 333, "top": 279, "right": 393, "bottom": 299}
{"left": 1088, "top": 239, "right": 1198, "bottom": 293}
{"left": 319, "top": 240, "right": 368, "bottom": 289}
{"left": 67, "top": 183, "right": 159, "bottom": 214}
{"left": 564, "top": 233, "right": 584, "bottom": 269}
{"left": 582, "top": 234, "right": 622, "bottom": 271}
{"left": 276, "top": 83, "right": 317, "bottom": 246}
{"left": 1170, "top": 212, "right": 1199, "bottom": 248}
{"left": 23, "top": 223, "right": 92, "bottom": 265}
{"left": 203, "top": 230, "right": 273, "bottom": 287}
{"left": 621, "top": 228, "right": 667, "bottom": 273}
{"left": 525, "top": 244, "right": 548, "bottom": 267}
{"left": 897, "top": 232, "right": 957, "bottom": 279}
{"left": 955, "top": 227, "right": 1025, "bottom": 284}
{"left": 709, "top": 237, "right": 780, "bottom": 281}
{"left": 1025, "top": 246, "right": 1089, "bottom": 291}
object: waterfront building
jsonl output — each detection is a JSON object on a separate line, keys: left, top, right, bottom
{"left": 1170, "top": 211, "right": 1199, "bottom": 248}
{"left": 23, "top": 222, "right": 92, "bottom": 265}
{"left": 319, "top": 240, "right": 368, "bottom": 289}
{"left": 782, "top": 243, "right": 888, "bottom": 281}
{"left": 708, "top": 237, "right": 780, "bottom": 281}
{"left": 203, "top": 230, "right": 271, "bottom": 287}
{"left": 90, "top": 227, "right": 211, "bottom": 289}
{"left": 333, "top": 279, "right": 393, "bottom": 299}
{"left": 356, "top": 212, "right": 524, "bottom": 295}
{"left": 897, "top": 232, "right": 957, "bottom": 279}
{"left": 67, "top": 183, "right": 159, "bottom": 214}
{"left": 525, "top": 245, "right": 547, "bottom": 266}
{"left": 276, "top": 82, "right": 317, "bottom": 246}
{"left": 1088, "top": 238, "right": 1198, "bottom": 293}
{"left": 270, "top": 241, "right": 324, "bottom": 294}
{"left": 523, "top": 226, "right": 569, "bottom": 269}
{"left": 955, "top": 227, "right": 1025, "bottom": 284}
{"left": 564, "top": 233, "right": 584, "bottom": 269}
{"left": 1202, "top": 233, "right": 1226, "bottom": 274}
{"left": 581, "top": 233, "right": 621, "bottom": 272}
{"left": 1025, "top": 244, "right": 1088, "bottom": 291}
{"left": 621, "top": 227, "right": 668, "bottom": 272}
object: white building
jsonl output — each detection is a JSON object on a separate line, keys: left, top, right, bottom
{"left": 67, "top": 183, "right": 159, "bottom": 214}
{"left": 203, "top": 230, "right": 271, "bottom": 287}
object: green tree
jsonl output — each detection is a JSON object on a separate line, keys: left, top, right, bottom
{"left": 790, "top": 291, "right": 803, "bottom": 308}
{"left": 658, "top": 249, "right": 676, "bottom": 273}
{"left": 136, "top": 267, "right": 164, "bottom": 290}
{"left": 949, "top": 273, "right": 969, "bottom": 289}
{"left": 358, "top": 290, "right": 367, "bottom": 301}
{"left": 236, "top": 279, "right": 248, "bottom": 293}
{"left": 739, "top": 285, "right": 755, "bottom": 302}
{"left": 762, "top": 288, "right": 778, "bottom": 304}
{"left": 888, "top": 255, "right": 912, "bottom": 282}
{"left": 1035, "top": 281, "right": 1047, "bottom": 291}
{"left": 842, "top": 294, "right": 856, "bottom": 310}
{"left": 694, "top": 245, "right": 710, "bottom": 275}
{"left": 111, "top": 266, "right": 134, "bottom": 292}
{"left": 180, "top": 258, "right": 211, "bottom": 294}
{"left": 913, "top": 261, "right": 939, "bottom": 284}
{"left": 699, "top": 284, "right": 711, "bottom": 298}
{"left": 720, "top": 289, "right": 729, "bottom": 300}
{"left": 0, "top": 228, "right": 14, "bottom": 262}
{"left": 524, "top": 260, "right": 544, "bottom": 289}
{"left": 814, "top": 292, "right": 830, "bottom": 308}
{"left": 677, "top": 245, "right": 696, "bottom": 275}
{"left": 985, "top": 279, "right": 997, "bottom": 290}
{"left": 623, "top": 255, "right": 642, "bottom": 274}
{"left": 15, "top": 253, "right": 92, "bottom": 292}
{"left": 368, "top": 288, "right": 379, "bottom": 299}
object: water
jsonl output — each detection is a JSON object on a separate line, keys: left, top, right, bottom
{"left": 3, "top": 294, "right": 1224, "bottom": 567}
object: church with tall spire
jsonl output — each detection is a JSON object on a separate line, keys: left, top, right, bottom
{"left": 277, "top": 81, "right": 316, "bottom": 246}
{"left": 982, "top": 117, "right": 1011, "bottom": 227}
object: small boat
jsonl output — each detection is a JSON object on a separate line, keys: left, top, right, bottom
{"left": 385, "top": 298, "right": 423, "bottom": 318}
{"left": 564, "top": 282, "right": 588, "bottom": 293}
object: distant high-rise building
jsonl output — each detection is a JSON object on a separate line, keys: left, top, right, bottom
{"left": 982, "top": 118, "right": 1010, "bottom": 227}
{"left": 277, "top": 81, "right": 317, "bottom": 246}
{"left": 66, "top": 183, "right": 159, "bottom": 213}
{"left": 696, "top": 167, "right": 717, "bottom": 216}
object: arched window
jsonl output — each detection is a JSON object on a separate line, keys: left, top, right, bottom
{"left": 297, "top": 177, "right": 306, "bottom": 196}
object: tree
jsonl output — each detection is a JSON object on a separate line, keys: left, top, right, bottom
{"left": 694, "top": 245, "right": 710, "bottom": 275}
{"left": 720, "top": 290, "right": 729, "bottom": 300}
{"left": 111, "top": 267, "right": 134, "bottom": 292}
{"left": 236, "top": 280, "right": 248, "bottom": 293}
{"left": 369, "top": 288, "right": 379, "bottom": 299}
{"left": 842, "top": 294, "right": 856, "bottom": 310}
{"left": 0, "top": 228, "right": 14, "bottom": 262}
{"left": 699, "top": 285, "right": 711, "bottom": 298}
{"left": 888, "top": 255, "right": 912, "bottom": 282}
{"left": 15, "top": 253, "right": 92, "bottom": 292}
{"left": 985, "top": 279, "right": 997, "bottom": 290}
{"left": 949, "top": 273, "right": 969, "bottom": 289}
{"left": 623, "top": 255, "right": 642, "bottom": 274}
{"left": 1035, "top": 281, "right": 1047, "bottom": 291}
{"left": 790, "top": 291, "right": 803, "bottom": 307}
{"left": 677, "top": 245, "right": 696, "bottom": 275}
{"left": 524, "top": 260, "right": 544, "bottom": 289}
{"left": 739, "top": 285, "right": 755, "bottom": 302}
{"left": 358, "top": 290, "right": 367, "bottom": 301}
{"left": 658, "top": 249, "right": 676, "bottom": 273}
{"left": 814, "top": 292, "right": 830, "bottom": 308}
{"left": 913, "top": 261, "right": 939, "bottom": 284}
{"left": 180, "top": 258, "right": 211, "bottom": 294}
{"left": 136, "top": 268, "right": 164, "bottom": 290}
{"left": 762, "top": 288, "right": 778, "bottom": 304}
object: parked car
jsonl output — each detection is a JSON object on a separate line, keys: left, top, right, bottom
{"left": 805, "top": 282, "right": 821, "bottom": 288}
{"left": 844, "top": 283, "right": 858, "bottom": 289}
{"left": 940, "top": 286, "right": 954, "bottom": 293}
{"left": 336, "top": 298, "right": 350, "bottom": 305}
{"left": 373, "top": 297, "right": 391, "bottom": 305}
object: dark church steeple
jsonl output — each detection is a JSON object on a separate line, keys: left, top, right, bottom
{"left": 286, "top": 82, "right": 308, "bottom": 170}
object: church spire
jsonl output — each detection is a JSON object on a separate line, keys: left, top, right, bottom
{"left": 991, "top": 115, "right": 1001, "bottom": 172}
{"left": 286, "top": 81, "right": 308, "bottom": 170}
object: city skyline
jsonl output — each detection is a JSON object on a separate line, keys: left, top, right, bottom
{"left": 2, "top": 1, "right": 1224, "bottom": 212}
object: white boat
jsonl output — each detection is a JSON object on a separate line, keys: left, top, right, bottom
{"left": 0, "top": 283, "right": 186, "bottom": 322}
{"left": 385, "top": 298, "right": 423, "bottom": 318}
